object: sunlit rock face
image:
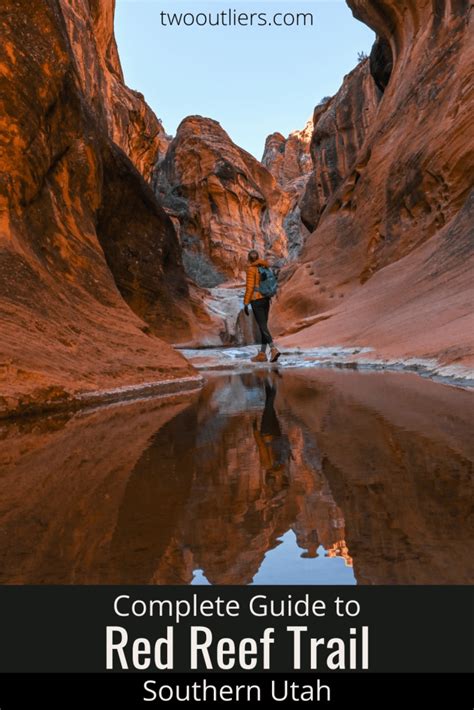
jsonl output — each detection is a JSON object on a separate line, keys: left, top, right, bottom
{"left": 153, "top": 116, "right": 291, "bottom": 284}
{"left": 0, "top": 0, "right": 193, "bottom": 417}
{"left": 262, "top": 120, "right": 314, "bottom": 260}
{"left": 59, "top": 0, "right": 171, "bottom": 181}
{"left": 262, "top": 119, "right": 314, "bottom": 188}
{"left": 273, "top": 1, "right": 474, "bottom": 371}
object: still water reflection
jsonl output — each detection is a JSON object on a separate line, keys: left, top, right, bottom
{"left": 0, "top": 369, "right": 472, "bottom": 584}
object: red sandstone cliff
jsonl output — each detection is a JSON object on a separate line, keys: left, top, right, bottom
{"left": 154, "top": 116, "right": 290, "bottom": 284}
{"left": 299, "top": 60, "right": 380, "bottom": 233}
{"left": 262, "top": 119, "right": 313, "bottom": 188}
{"left": 262, "top": 120, "right": 313, "bottom": 259}
{"left": 2, "top": 0, "right": 473, "bottom": 420}
{"left": 0, "top": 0, "right": 195, "bottom": 417}
{"left": 274, "top": 0, "right": 474, "bottom": 372}
{"left": 59, "top": 0, "right": 170, "bottom": 181}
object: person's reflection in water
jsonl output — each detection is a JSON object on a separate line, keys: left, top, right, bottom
{"left": 253, "top": 374, "right": 293, "bottom": 488}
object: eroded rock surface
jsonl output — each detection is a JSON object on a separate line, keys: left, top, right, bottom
{"left": 262, "top": 120, "right": 313, "bottom": 259}
{"left": 0, "top": 0, "right": 194, "bottom": 417}
{"left": 274, "top": 1, "right": 474, "bottom": 369}
{"left": 154, "top": 116, "right": 290, "bottom": 284}
{"left": 299, "top": 60, "right": 380, "bottom": 233}
{"left": 262, "top": 119, "right": 313, "bottom": 188}
{"left": 59, "top": 0, "right": 170, "bottom": 180}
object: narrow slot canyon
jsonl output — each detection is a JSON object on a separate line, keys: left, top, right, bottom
{"left": 1, "top": 0, "right": 473, "bottom": 417}
{"left": 0, "top": 1, "right": 472, "bottom": 587}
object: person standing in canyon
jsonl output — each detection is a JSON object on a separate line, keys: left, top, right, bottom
{"left": 244, "top": 250, "right": 281, "bottom": 363}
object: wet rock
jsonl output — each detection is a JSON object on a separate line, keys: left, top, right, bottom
{"left": 174, "top": 282, "right": 254, "bottom": 348}
{"left": 235, "top": 309, "right": 261, "bottom": 346}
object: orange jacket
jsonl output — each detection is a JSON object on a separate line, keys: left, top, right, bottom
{"left": 244, "top": 259, "right": 269, "bottom": 305}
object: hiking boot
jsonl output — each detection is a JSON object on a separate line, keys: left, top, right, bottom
{"left": 269, "top": 347, "right": 281, "bottom": 363}
{"left": 251, "top": 352, "right": 268, "bottom": 363}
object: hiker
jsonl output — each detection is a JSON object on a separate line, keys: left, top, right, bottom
{"left": 243, "top": 249, "right": 280, "bottom": 363}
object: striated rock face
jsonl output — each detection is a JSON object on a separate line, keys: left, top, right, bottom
{"left": 154, "top": 116, "right": 290, "bottom": 284}
{"left": 262, "top": 119, "right": 313, "bottom": 188}
{"left": 262, "top": 120, "right": 313, "bottom": 259}
{"left": 299, "top": 60, "right": 380, "bottom": 233}
{"left": 0, "top": 0, "right": 194, "bottom": 417}
{"left": 59, "top": 0, "right": 170, "bottom": 181}
{"left": 274, "top": 1, "right": 474, "bottom": 369}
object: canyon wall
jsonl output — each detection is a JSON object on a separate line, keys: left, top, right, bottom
{"left": 59, "top": 0, "right": 171, "bottom": 181}
{"left": 262, "top": 120, "right": 313, "bottom": 259}
{"left": 2, "top": 0, "right": 473, "bottom": 420}
{"left": 0, "top": 0, "right": 195, "bottom": 417}
{"left": 299, "top": 59, "right": 380, "bottom": 234}
{"left": 275, "top": 0, "right": 474, "bottom": 372}
{"left": 262, "top": 118, "right": 313, "bottom": 188}
{"left": 154, "top": 116, "right": 290, "bottom": 285}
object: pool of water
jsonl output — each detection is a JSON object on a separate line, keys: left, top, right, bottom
{"left": 0, "top": 367, "right": 472, "bottom": 584}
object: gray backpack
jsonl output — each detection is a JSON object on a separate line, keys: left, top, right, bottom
{"left": 257, "top": 266, "right": 278, "bottom": 298}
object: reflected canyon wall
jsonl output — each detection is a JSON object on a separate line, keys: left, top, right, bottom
{"left": 0, "top": 371, "right": 471, "bottom": 585}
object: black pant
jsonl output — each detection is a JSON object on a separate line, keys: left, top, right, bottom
{"left": 251, "top": 297, "right": 273, "bottom": 347}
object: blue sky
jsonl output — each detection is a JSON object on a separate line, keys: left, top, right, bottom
{"left": 115, "top": 1, "right": 375, "bottom": 159}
